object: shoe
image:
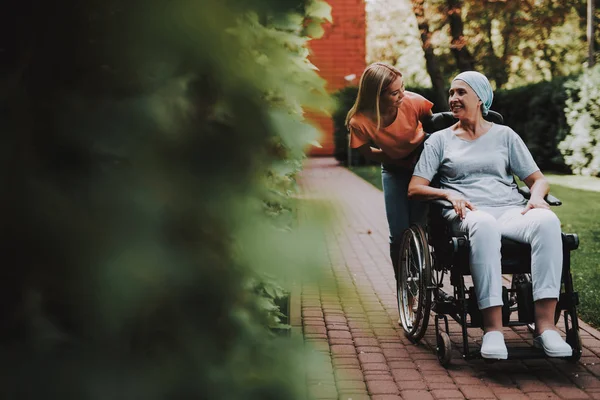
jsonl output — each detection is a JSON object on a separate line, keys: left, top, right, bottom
{"left": 533, "top": 330, "right": 572, "bottom": 357}
{"left": 481, "top": 331, "right": 508, "bottom": 360}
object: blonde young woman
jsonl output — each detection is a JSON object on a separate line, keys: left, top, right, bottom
{"left": 346, "top": 62, "right": 434, "bottom": 281}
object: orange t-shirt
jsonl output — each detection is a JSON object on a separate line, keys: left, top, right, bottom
{"left": 349, "top": 91, "right": 434, "bottom": 160}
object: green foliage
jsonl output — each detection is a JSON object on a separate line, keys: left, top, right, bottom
{"left": 367, "top": 0, "right": 588, "bottom": 89}
{"left": 366, "top": 0, "right": 432, "bottom": 87}
{"left": 559, "top": 65, "right": 600, "bottom": 176}
{"left": 0, "top": 0, "right": 331, "bottom": 398}
{"left": 493, "top": 77, "right": 574, "bottom": 172}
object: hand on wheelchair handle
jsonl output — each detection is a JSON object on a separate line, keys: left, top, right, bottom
{"left": 521, "top": 197, "right": 550, "bottom": 215}
{"left": 445, "top": 192, "right": 476, "bottom": 219}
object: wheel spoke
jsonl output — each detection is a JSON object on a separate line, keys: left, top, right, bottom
{"left": 398, "top": 226, "right": 432, "bottom": 343}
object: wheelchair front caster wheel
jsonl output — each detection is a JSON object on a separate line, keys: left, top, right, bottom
{"left": 436, "top": 332, "right": 452, "bottom": 366}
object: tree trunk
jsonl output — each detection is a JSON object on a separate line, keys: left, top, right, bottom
{"left": 411, "top": 0, "right": 447, "bottom": 111}
{"left": 482, "top": 16, "right": 508, "bottom": 88}
{"left": 445, "top": 0, "right": 476, "bottom": 71}
{"left": 588, "top": 0, "right": 596, "bottom": 67}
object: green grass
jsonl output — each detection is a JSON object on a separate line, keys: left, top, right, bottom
{"left": 350, "top": 166, "right": 600, "bottom": 327}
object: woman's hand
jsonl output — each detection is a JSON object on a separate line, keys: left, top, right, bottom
{"left": 521, "top": 196, "right": 550, "bottom": 214}
{"left": 445, "top": 192, "right": 476, "bottom": 220}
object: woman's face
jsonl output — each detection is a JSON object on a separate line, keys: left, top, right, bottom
{"left": 449, "top": 80, "right": 481, "bottom": 118}
{"left": 380, "top": 76, "right": 405, "bottom": 110}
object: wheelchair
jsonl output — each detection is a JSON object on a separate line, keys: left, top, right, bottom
{"left": 397, "top": 111, "right": 582, "bottom": 366}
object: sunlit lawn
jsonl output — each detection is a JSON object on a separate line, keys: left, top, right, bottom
{"left": 350, "top": 165, "right": 600, "bottom": 327}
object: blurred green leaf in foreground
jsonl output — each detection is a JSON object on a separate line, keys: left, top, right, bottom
{"left": 0, "top": 0, "right": 333, "bottom": 398}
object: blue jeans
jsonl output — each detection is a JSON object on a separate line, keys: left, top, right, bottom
{"left": 381, "top": 164, "right": 427, "bottom": 247}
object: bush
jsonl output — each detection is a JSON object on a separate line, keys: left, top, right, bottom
{"left": 559, "top": 65, "right": 600, "bottom": 176}
{"left": 0, "top": 0, "right": 331, "bottom": 398}
{"left": 332, "top": 86, "right": 444, "bottom": 166}
{"left": 493, "top": 77, "right": 574, "bottom": 172}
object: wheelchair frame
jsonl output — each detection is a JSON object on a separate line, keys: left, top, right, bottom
{"left": 397, "top": 111, "right": 582, "bottom": 366}
{"left": 397, "top": 189, "right": 583, "bottom": 366}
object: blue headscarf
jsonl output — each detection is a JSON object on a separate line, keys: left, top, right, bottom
{"left": 452, "top": 71, "right": 493, "bottom": 116}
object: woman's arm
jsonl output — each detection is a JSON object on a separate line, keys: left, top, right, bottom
{"left": 521, "top": 170, "right": 550, "bottom": 214}
{"left": 408, "top": 176, "right": 476, "bottom": 220}
{"left": 355, "top": 144, "right": 413, "bottom": 168}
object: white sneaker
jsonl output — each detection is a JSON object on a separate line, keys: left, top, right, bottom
{"left": 481, "top": 331, "right": 508, "bottom": 360}
{"left": 533, "top": 330, "right": 572, "bottom": 357}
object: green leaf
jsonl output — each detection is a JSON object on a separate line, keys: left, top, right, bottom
{"left": 305, "top": 0, "right": 333, "bottom": 23}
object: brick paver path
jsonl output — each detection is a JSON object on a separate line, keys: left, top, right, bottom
{"left": 295, "top": 157, "right": 600, "bottom": 400}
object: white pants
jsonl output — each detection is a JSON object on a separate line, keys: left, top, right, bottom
{"left": 444, "top": 206, "right": 563, "bottom": 310}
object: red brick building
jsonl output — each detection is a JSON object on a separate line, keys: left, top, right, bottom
{"left": 308, "top": 0, "right": 366, "bottom": 156}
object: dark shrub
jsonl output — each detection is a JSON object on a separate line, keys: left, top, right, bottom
{"left": 494, "top": 77, "right": 575, "bottom": 172}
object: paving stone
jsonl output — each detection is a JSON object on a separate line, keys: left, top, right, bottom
{"left": 400, "top": 389, "right": 435, "bottom": 400}
{"left": 331, "top": 345, "right": 357, "bottom": 355}
{"left": 330, "top": 338, "right": 355, "bottom": 346}
{"left": 365, "top": 380, "right": 400, "bottom": 395}
{"left": 361, "top": 363, "right": 390, "bottom": 372}
{"left": 391, "top": 369, "right": 423, "bottom": 381}
{"left": 551, "top": 386, "right": 591, "bottom": 399}
{"left": 353, "top": 337, "right": 379, "bottom": 347}
{"left": 356, "top": 346, "right": 383, "bottom": 354}
{"left": 458, "top": 384, "right": 496, "bottom": 399}
{"left": 336, "top": 380, "right": 367, "bottom": 391}
{"left": 430, "top": 388, "right": 467, "bottom": 399}
{"left": 337, "top": 394, "right": 369, "bottom": 400}
{"left": 526, "top": 393, "right": 561, "bottom": 399}
{"left": 358, "top": 352, "right": 386, "bottom": 364}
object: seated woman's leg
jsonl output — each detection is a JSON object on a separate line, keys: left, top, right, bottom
{"left": 453, "top": 210, "right": 503, "bottom": 310}
{"left": 498, "top": 208, "right": 571, "bottom": 356}
{"left": 449, "top": 210, "right": 503, "bottom": 329}
{"left": 450, "top": 210, "right": 506, "bottom": 358}
{"left": 498, "top": 208, "right": 562, "bottom": 329}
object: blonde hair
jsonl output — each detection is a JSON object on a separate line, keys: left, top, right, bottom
{"left": 345, "top": 62, "right": 403, "bottom": 131}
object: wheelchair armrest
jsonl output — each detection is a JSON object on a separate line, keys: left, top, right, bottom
{"left": 518, "top": 186, "right": 562, "bottom": 206}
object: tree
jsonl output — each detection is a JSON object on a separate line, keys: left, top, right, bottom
{"left": 366, "top": 0, "right": 432, "bottom": 87}
{"left": 411, "top": 0, "right": 448, "bottom": 108}
{"left": 444, "top": 0, "right": 476, "bottom": 71}
{"left": 464, "top": 0, "right": 587, "bottom": 88}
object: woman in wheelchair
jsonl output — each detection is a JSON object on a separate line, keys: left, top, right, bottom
{"left": 346, "top": 63, "right": 434, "bottom": 283}
{"left": 407, "top": 71, "right": 572, "bottom": 360}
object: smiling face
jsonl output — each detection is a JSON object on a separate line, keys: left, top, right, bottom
{"left": 449, "top": 80, "right": 481, "bottom": 118}
{"left": 380, "top": 76, "right": 405, "bottom": 110}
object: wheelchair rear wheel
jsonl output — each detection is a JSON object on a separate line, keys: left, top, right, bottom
{"left": 398, "top": 225, "right": 432, "bottom": 342}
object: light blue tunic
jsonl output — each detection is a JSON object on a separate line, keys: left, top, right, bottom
{"left": 413, "top": 124, "right": 539, "bottom": 208}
